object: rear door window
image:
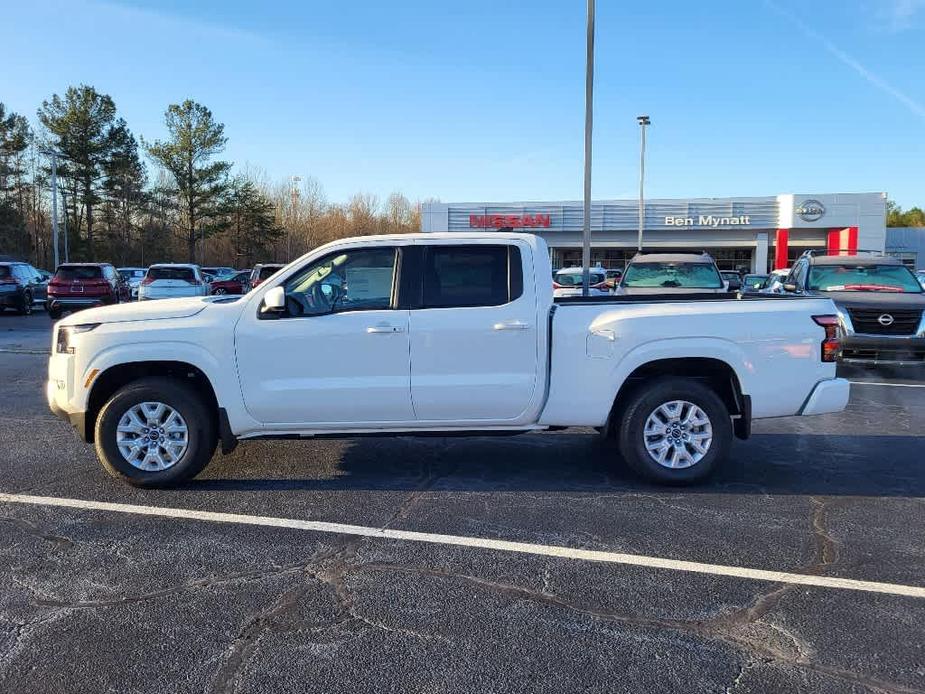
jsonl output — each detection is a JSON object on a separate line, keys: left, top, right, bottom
{"left": 0, "top": 266, "right": 11, "bottom": 279}
{"left": 422, "top": 245, "right": 522, "bottom": 308}
{"left": 57, "top": 266, "right": 102, "bottom": 280}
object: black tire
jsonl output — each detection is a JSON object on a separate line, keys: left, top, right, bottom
{"left": 616, "top": 377, "right": 731, "bottom": 485}
{"left": 47, "top": 305, "right": 62, "bottom": 320}
{"left": 94, "top": 377, "right": 217, "bottom": 488}
{"left": 15, "top": 291, "right": 33, "bottom": 316}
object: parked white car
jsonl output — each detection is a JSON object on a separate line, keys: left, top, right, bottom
{"left": 138, "top": 264, "right": 209, "bottom": 301}
{"left": 553, "top": 267, "right": 610, "bottom": 297}
{"left": 48, "top": 233, "right": 849, "bottom": 488}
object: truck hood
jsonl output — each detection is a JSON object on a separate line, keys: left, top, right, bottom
{"left": 821, "top": 290, "right": 925, "bottom": 310}
{"left": 57, "top": 296, "right": 222, "bottom": 327}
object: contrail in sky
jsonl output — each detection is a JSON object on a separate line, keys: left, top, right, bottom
{"left": 764, "top": 0, "right": 925, "bottom": 121}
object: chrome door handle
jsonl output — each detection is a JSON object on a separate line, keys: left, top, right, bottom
{"left": 493, "top": 320, "right": 531, "bottom": 331}
{"left": 367, "top": 325, "right": 405, "bottom": 334}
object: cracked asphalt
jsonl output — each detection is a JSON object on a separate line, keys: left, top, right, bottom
{"left": 1, "top": 311, "right": 924, "bottom": 693}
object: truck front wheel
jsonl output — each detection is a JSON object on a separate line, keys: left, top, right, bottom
{"left": 616, "top": 378, "right": 731, "bottom": 485}
{"left": 94, "top": 377, "right": 217, "bottom": 488}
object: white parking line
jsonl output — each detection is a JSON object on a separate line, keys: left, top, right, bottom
{"left": 849, "top": 381, "right": 925, "bottom": 388}
{"left": 2, "top": 492, "right": 924, "bottom": 599}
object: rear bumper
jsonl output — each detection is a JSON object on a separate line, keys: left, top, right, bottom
{"left": 840, "top": 334, "right": 925, "bottom": 366}
{"left": 799, "top": 378, "right": 850, "bottom": 416}
{"left": 47, "top": 297, "right": 109, "bottom": 311}
{"left": 0, "top": 288, "right": 25, "bottom": 307}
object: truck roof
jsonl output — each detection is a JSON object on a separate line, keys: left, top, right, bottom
{"left": 809, "top": 254, "right": 904, "bottom": 266}
{"left": 629, "top": 252, "right": 715, "bottom": 264}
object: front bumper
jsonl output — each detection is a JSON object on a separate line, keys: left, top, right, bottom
{"left": 46, "top": 376, "right": 89, "bottom": 441}
{"left": 799, "top": 378, "right": 850, "bottom": 416}
{"left": 839, "top": 335, "right": 925, "bottom": 366}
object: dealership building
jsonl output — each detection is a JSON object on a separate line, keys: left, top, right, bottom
{"left": 421, "top": 192, "right": 888, "bottom": 273}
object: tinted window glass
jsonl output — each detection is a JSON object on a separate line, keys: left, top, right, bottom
{"left": 148, "top": 267, "right": 196, "bottom": 282}
{"left": 284, "top": 248, "right": 396, "bottom": 316}
{"left": 0, "top": 266, "right": 11, "bottom": 279}
{"left": 555, "top": 270, "right": 605, "bottom": 287}
{"left": 621, "top": 262, "right": 723, "bottom": 289}
{"left": 423, "top": 245, "right": 520, "bottom": 308}
{"left": 56, "top": 266, "right": 102, "bottom": 280}
{"left": 259, "top": 266, "right": 284, "bottom": 280}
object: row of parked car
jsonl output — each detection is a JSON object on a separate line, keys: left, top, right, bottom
{"left": 0, "top": 260, "right": 287, "bottom": 319}
{"left": 551, "top": 249, "right": 925, "bottom": 366}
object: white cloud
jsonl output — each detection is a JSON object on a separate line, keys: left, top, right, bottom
{"left": 765, "top": 0, "right": 925, "bottom": 121}
{"left": 878, "top": 0, "right": 925, "bottom": 32}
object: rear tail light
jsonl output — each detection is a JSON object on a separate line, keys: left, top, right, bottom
{"left": 0, "top": 278, "right": 19, "bottom": 286}
{"left": 552, "top": 281, "right": 562, "bottom": 289}
{"left": 812, "top": 315, "right": 841, "bottom": 362}
{"left": 141, "top": 276, "right": 154, "bottom": 285}
{"left": 591, "top": 281, "right": 607, "bottom": 290}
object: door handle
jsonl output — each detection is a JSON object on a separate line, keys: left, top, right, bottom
{"left": 367, "top": 324, "right": 405, "bottom": 334}
{"left": 493, "top": 320, "right": 531, "bottom": 331}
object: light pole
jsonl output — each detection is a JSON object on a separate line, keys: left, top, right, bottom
{"left": 636, "top": 115, "right": 650, "bottom": 251}
{"left": 581, "top": 0, "right": 595, "bottom": 296}
{"left": 288, "top": 175, "right": 301, "bottom": 261}
{"left": 61, "top": 190, "right": 69, "bottom": 262}
{"left": 46, "top": 150, "right": 60, "bottom": 268}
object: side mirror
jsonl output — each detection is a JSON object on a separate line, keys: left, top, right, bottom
{"left": 727, "top": 279, "right": 741, "bottom": 291}
{"left": 261, "top": 286, "right": 286, "bottom": 314}
{"left": 782, "top": 282, "right": 798, "bottom": 293}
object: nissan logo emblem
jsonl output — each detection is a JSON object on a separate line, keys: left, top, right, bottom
{"left": 796, "top": 199, "right": 826, "bottom": 222}
{"left": 878, "top": 314, "right": 894, "bottom": 326}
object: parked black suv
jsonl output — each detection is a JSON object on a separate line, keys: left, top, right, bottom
{"left": 0, "top": 262, "right": 47, "bottom": 315}
{"left": 783, "top": 251, "right": 925, "bottom": 365}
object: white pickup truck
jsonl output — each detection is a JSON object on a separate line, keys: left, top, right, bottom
{"left": 47, "top": 233, "right": 849, "bottom": 487}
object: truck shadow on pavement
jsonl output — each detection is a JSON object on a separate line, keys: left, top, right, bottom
{"left": 191, "top": 431, "right": 925, "bottom": 498}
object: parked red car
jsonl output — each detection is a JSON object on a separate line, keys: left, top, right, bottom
{"left": 246, "top": 263, "right": 285, "bottom": 292}
{"left": 46, "top": 263, "right": 127, "bottom": 319}
{"left": 209, "top": 270, "right": 250, "bottom": 295}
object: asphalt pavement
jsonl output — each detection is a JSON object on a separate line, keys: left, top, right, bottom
{"left": 1, "top": 311, "right": 924, "bottom": 693}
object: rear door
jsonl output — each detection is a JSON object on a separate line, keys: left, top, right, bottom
{"left": 408, "top": 242, "right": 539, "bottom": 423}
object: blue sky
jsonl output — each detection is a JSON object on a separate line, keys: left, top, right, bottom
{"left": 1, "top": 0, "right": 923, "bottom": 206}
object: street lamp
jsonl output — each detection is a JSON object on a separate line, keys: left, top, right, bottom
{"left": 581, "top": 0, "right": 595, "bottom": 296}
{"left": 636, "top": 115, "right": 650, "bottom": 252}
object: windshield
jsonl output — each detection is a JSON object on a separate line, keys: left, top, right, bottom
{"left": 148, "top": 267, "right": 196, "bottom": 282}
{"left": 56, "top": 266, "right": 102, "bottom": 280}
{"left": 621, "top": 262, "right": 723, "bottom": 289}
{"left": 555, "top": 271, "right": 605, "bottom": 287}
{"left": 118, "top": 269, "right": 144, "bottom": 279}
{"left": 744, "top": 274, "right": 767, "bottom": 289}
{"left": 809, "top": 265, "right": 923, "bottom": 293}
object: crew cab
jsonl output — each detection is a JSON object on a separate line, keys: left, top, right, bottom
{"left": 47, "top": 233, "right": 849, "bottom": 488}
{"left": 781, "top": 251, "right": 925, "bottom": 365}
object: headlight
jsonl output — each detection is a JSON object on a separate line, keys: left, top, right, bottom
{"left": 56, "top": 323, "right": 100, "bottom": 354}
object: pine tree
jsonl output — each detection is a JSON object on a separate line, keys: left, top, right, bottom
{"left": 144, "top": 100, "right": 231, "bottom": 262}
{"left": 37, "top": 85, "right": 122, "bottom": 258}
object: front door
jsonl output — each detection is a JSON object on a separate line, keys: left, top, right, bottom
{"left": 235, "top": 245, "right": 415, "bottom": 426}
{"left": 409, "top": 243, "right": 538, "bottom": 423}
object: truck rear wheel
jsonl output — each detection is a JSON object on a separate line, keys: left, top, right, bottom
{"left": 616, "top": 378, "right": 731, "bottom": 485}
{"left": 94, "top": 377, "right": 217, "bottom": 488}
